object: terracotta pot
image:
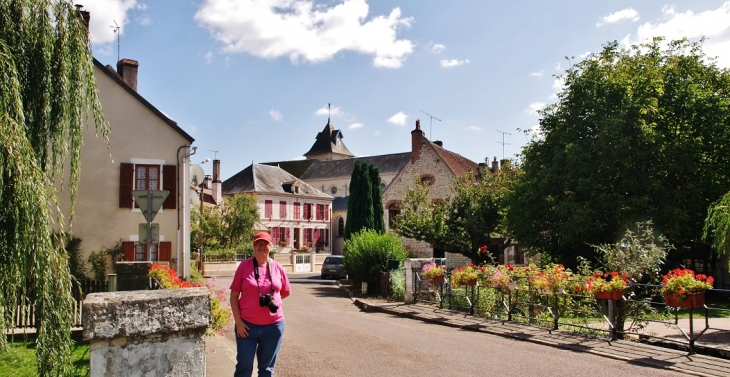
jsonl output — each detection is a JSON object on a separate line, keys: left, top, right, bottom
{"left": 431, "top": 275, "right": 445, "bottom": 284}
{"left": 664, "top": 292, "right": 705, "bottom": 309}
{"left": 464, "top": 278, "right": 478, "bottom": 286}
{"left": 594, "top": 290, "right": 623, "bottom": 301}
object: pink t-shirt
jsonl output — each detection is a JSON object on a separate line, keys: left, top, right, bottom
{"left": 230, "top": 258, "right": 291, "bottom": 325}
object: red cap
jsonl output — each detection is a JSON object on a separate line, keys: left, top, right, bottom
{"left": 253, "top": 232, "right": 273, "bottom": 244}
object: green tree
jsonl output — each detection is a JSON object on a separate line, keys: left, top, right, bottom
{"left": 504, "top": 38, "right": 730, "bottom": 265}
{"left": 394, "top": 168, "right": 518, "bottom": 262}
{"left": 703, "top": 192, "right": 730, "bottom": 270}
{"left": 343, "top": 229, "right": 407, "bottom": 288}
{"left": 368, "top": 163, "right": 385, "bottom": 234}
{"left": 221, "top": 193, "right": 259, "bottom": 248}
{"left": 344, "top": 161, "right": 374, "bottom": 240}
{"left": 0, "top": 1, "right": 108, "bottom": 375}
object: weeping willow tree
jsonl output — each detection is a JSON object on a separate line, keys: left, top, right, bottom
{"left": 0, "top": 1, "right": 108, "bottom": 375}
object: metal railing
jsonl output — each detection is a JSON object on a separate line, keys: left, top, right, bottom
{"left": 412, "top": 268, "right": 730, "bottom": 355}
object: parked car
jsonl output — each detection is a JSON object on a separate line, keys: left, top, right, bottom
{"left": 320, "top": 255, "right": 346, "bottom": 279}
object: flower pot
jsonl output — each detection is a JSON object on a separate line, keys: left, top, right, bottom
{"left": 464, "top": 278, "right": 478, "bottom": 286}
{"left": 431, "top": 275, "right": 445, "bottom": 284}
{"left": 664, "top": 292, "right": 705, "bottom": 309}
{"left": 594, "top": 290, "right": 623, "bottom": 301}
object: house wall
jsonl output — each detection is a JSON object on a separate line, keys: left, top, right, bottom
{"left": 256, "top": 193, "right": 333, "bottom": 253}
{"left": 382, "top": 141, "right": 457, "bottom": 258}
{"left": 57, "top": 64, "right": 191, "bottom": 277}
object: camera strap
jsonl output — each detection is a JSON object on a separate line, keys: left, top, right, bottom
{"left": 252, "top": 257, "right": 275, "bottom": 296}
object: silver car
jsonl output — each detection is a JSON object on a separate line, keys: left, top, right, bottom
{"left": 320, "top": 255, "right": 346, "bottom": 279}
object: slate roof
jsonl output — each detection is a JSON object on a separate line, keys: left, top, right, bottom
{"left": 222, "top": 163, "right": 332, "bottom": 199}
{"left": 261, "top": 159, "right": 317, "bottom": 178}
{"left": 303, "top": 119, "right": 354, "bottom": 158}
{"left": 93, "top": 58, "right": 194, "bottom": 143}
{"left": 300, "top": 152, "right": 412, "bottom": 180}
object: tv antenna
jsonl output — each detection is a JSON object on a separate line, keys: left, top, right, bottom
{"left": 496, "top": 129, "right": 511, "bottom": 160}
{"left": 208, "top": 150, "right": 220, "bottom": 159}
{"left": 109, "top": 20, "right": 120, "bottom": 62}
{"left": 420, "top": 110, "right": 442, "bottom": 140}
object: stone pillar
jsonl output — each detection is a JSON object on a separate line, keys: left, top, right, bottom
{"left": 83, "top": 288, "right": 211, "bottom": 376}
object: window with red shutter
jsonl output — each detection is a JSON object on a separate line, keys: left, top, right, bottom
{"left": 294, "top": 202, "right": 301, "bottom": 219}
{"left": 303, "top": 203, "right": 311, "bottom": 220}
{"left": 162, "top": 165, "right": 176, "bottom": 209}
{"left": 119, "top": 164, "right": 134, "bottom": 208}
{"left": 315, "top": 204, "right": 322, "bottom": 220}
{"left": 285, "top": 228, "right": 290, "bottom": 245}
{"left": 279, "top": 201, "right": 287, "bottom": 219}
{"left": 273, "top": 227, "right": 280, "bottom": 244}
{"left": 325, "top": 205, "right": 329, "bottom": 221}
{"left": 314, "top": 228, "right": 320, "bottom": 246}
{"left": 265, "top": 200, "right": 273, "bottom": 218}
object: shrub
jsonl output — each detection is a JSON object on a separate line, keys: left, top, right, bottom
{"left": 343, "top": 229, "right": 407, "bottom": 288}
{"left": 87, "top": 250, "right": 108, "bottom": 281}
{"left": 65, "top": 236, "right": 87, "bottom": 280}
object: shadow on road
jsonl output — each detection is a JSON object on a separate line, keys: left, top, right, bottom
{"left": 308, "top": 285, "right": 350, "bottom": 298}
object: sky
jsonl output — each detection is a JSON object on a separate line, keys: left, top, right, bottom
{"left": 78, "top": 0, "right": 730, "bottom": 180}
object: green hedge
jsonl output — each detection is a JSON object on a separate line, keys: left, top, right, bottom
{"left": 343, "top": 229, "right": 407, "bottom": 287}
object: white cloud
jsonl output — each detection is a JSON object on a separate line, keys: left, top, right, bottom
{"left": 269, "top": 110, "right": 283, "bottom": 121}
{"left": 465, "top": 125, "right": 481, "bottom": 131}
{"left": 549, "top": 76, "right": 566, "bottom": 99}
{"left": 348, "top": 123, "right": 364, "bottom": 129}
{"left": 625, "top": 3, "right": 730, "bottom": 67}
{"left": 204, "top": 51, "right": 214, "bottom": 64}
{"left": 291, "top": 155, "right": 307, "bottom": 161}
{"left": 525, "top": 102, "right": 546, "bottom": 115}
{"left": 374, "top": 130, "right": 382, "bottom": 136}
{"left": 439, "top": 58, "right": 469, "bottom": 68}
{"left": 316, "top": 105, "right": 343, "bottom": 117}
{"left": 596, "top": 8, "right": 640, "bottom": 27}
{"left": 530, "top": 70, "right": 544, "bottom": 78}
{"left": 194, "top": 0, "right": 414, "bottom": 68}
{"left": 187, "top": 124, "right": 199, "bottom": 135}
{"left": 79, "top": 0, "right": 145, "bottom": 45}
{"left": 431, "top": 44, "right": 445, "bottom": 54}
{"left": 386, "top": 111, "right": 408, "bottom": 126}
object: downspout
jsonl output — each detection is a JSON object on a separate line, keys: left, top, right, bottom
{"left": 178, "top": 145, "right": 196, "bottom": 278}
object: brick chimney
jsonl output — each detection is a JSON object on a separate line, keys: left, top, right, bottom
{"left": 411, "top": 119, "right": 425, "bottom": 163}
{"left": 433, "top": 140, "right": 443, "bottom": 148}
{"left": 212, "top": 159, "right": 221, "bottom": 205}
{"left": 491, "top": 157, "right": 499, "bottom": 172}
{"left": 116, "top": 59, "right": 139, "bottom": 91}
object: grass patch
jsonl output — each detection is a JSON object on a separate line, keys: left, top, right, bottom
{"left": 0, "top": 339, "right": 90, "bottom": 377}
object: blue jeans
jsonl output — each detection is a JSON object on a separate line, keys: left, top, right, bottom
{"left": 234, "top": 321, "right": 285, "bottom": 377}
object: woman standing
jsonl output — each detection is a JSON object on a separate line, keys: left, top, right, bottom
{"left": 230, "top": 232, "right": 291, "bottom": 377}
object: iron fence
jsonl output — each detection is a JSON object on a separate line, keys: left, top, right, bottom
{"left": 412, "top": 267, "right": 730, "bottom": 355}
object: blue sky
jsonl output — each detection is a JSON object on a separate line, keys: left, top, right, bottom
{"left": 79, "top": 0, "right": 730, "bottom": 180}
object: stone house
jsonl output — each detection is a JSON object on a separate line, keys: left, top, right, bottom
{"left": 58, "top": 58, "right": 196, "bottom": 278}
{"left": 221, "top": 163, "right": 334, "bottom": 253}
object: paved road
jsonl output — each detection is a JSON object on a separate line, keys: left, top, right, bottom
{"left": 210, "top": 274, "right": 685, "bottom": 377}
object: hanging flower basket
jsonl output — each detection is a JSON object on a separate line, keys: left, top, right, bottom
{"left": 465, "top": 278, "right": 478, "bottom": 286}
{"left": 664, "top": 292, "right": 705, "bottom": 309}
{"left": 431, "top": 275, "right": 445, "bottom": 284}
{"left": 594, "top": 290, "right": 624, "bottom": 301}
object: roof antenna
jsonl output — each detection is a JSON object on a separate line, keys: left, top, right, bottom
{"left": 109, "top": 20, "right": 120, "bottom": 62}
{"left": 496, "top": 129, "right": 511, "bottom": 160}
{"left": 208, "top": 150, "right": 219, "bottom": 160}
{"left": 420, "top": 110, "right": 442, "bottom": 140}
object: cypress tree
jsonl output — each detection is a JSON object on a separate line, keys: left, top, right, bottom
{"left": 369, "top": 163, "right": 385, "bottom": 233}
{"left": 344, "top": 161, "right": 374, "bottom": 240}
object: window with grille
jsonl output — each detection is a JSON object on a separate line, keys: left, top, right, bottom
{"left": 294, "top": 202, "right": 301, "bottom": 219}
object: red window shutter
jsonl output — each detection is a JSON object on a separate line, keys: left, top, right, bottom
{"left": 294, "top": 202, "right": 300, "bottom": 219}
{"left": 314, "top": 228, "right": 320, "bottom": 245}
{"left": 316, "top": 204, "right": 321, "bottom": 220}
{"left": 325, "top": 205, "right": 329, "bottom": 221}
{"left": 119, "top": 163, "right": 134, "bottom": 208}
{"left": 159, "top": 241, "right": 172, "bottom": 261}
{"left": 285, "top": 228, "right": 290, "bottom": 244}
{"left": 265, "top": 200, "right": 272, "bottom": 218}
{"left": 163, "top": 165, "right": 177, "bottom": 209}
{"left": 279, "top": 201, "right": 286, "bottom": 219}
{"left": 325, "top": 229, "right": 329, "bottom": 246}
{"left": 273, "top": 227, "right": 280, "bottom": 244}
{"left": 122, "top": 241, "right": 135, "bottom": 261}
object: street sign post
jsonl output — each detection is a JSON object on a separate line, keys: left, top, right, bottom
{"left": 132, "top": 190, "right": 169, "bottom": 260}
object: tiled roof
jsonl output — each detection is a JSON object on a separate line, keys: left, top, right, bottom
{"left": 300, "top": 152, "right": 412, "bottom": 180}
{"left": 428, "top": 139, "right": 479, "bottom": 177}
{"left": 260, "top": 159, "right": 316, "bottom": 178}
{"left": 222, "top": 163, "right": 332, "bottom": 199}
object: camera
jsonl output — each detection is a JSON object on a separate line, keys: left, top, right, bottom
{"left": 259, "top": 294, "right": 279, "bottom": 313}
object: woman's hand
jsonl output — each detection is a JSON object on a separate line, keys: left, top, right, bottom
{"left": 235, "top": 319, "right": 249, "bottom": 338}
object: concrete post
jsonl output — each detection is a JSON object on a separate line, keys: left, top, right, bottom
{"left": 83, "top": 288, "right": 211, "bottom": 376}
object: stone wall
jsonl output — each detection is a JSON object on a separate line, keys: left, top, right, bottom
{"left": 83, "top": 288, "right": 211, "bottom": 376}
